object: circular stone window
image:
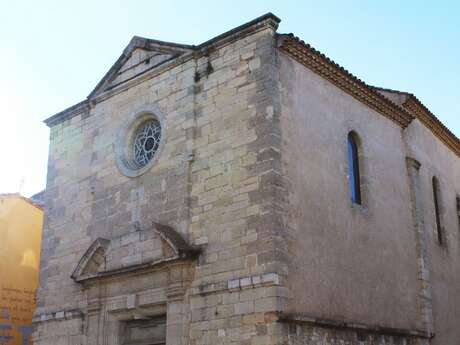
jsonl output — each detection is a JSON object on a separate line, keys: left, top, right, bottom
{"left": 115, "top": 111, "right": 164, "bottom": 177}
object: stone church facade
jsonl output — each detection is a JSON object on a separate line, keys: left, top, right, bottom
{"left": 34, "top": 13, "right": 460, "bottom": 345}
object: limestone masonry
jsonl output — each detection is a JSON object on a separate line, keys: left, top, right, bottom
{"left": 35, "top": 13, "right": 460, "bottom": 345}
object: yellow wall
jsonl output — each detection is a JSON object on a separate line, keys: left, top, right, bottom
{"left": 0, "top": 194, "right": 43, "bottom": 345}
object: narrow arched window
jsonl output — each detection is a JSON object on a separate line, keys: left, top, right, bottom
{"left": 432, "top": 176, "right": 443, "bottom": 245}
{"left": 456, "top": 196, "right": 460, "bottom": 232}
{"left": 347, "top": 132, "right": 361, "bottom": 205}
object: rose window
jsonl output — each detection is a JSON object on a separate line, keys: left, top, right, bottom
{"left": 132, "top": 119, "right": 161, "bottom": 168}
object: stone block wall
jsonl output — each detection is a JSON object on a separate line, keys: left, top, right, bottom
{"left": 284, "top": 324, "right": 428, "bottom": 345}
{"left": 34, "top": 15, "right": 290, "bottom": 345}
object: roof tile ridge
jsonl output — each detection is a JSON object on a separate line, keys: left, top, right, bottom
{"left": 278, "top": 33, "right": 414, "bottom": 128}
{"left": 403, "top": 95, "right": 460, "bottom": 157}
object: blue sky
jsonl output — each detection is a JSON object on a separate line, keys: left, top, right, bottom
{"left": 0, "top": 0, "right": 458, "bottom": 197}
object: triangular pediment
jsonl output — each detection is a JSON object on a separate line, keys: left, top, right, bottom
{"left": 71, "top": 223, "right": 201, "bottom": 283}
{"left": 89, "top": 36, "right": 194, "bottom": 98}
{"left": 71, "top": 238, "right": 110, "bottom": 280}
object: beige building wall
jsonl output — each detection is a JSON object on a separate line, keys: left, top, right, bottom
{"left": 0, "top": 194, "right": 43, "bottom": 345}
{"left": 278, "top": 49, "right": 460, "bottom": 344}
{"left": 278, "top": 53, "right": 419, "bottom": 328}
{"left": 404, "top": 118, "right": 460, "bottom": 345}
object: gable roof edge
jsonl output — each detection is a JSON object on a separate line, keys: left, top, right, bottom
{"left": 402, "top": 95, "right": 460, "bottom": 157}
{"left": 370, "top": 86, "right": 460, "bottom": 157}
{"left": 43, "top": 13, "right": 281, "bottom": 128}
{"left": 44, "top": 100, "right": 90, "bottom": 127}
{"left": 88, "top": 36, "right": 195, "bottom": 100}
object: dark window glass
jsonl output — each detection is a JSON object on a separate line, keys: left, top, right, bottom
{"left": 432, "top": 176, "right": 443, "bottom": 245}
{"left": 122, "top": 315, "right": 166, "bottom": 345}
{"left": 456, "top": 196, "right": 460, "bottom": 232}
{"left": 348, "top": 133, "right": 361, "bottom": 205}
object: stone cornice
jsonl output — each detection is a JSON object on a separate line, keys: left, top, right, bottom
{"left": 194, "top": 12, "right": 280, "bottom": 53}
{"left": 76, "top": 257, "right": 191, "bottom": 285}
{"left": 277, "top": 34, "right": 414, "bottom": 128}
{"left": 33, "top": 309, "right": 83, "bottom": 324}
{"left": 90, "top": 52, "right": 195, "bottom": 106}
{"left": 71, "top": 223, "right": 201, "bottom": 284}
{"left": 189, "top": 272, "right": 281, "bottom": 296}
{"left": 44, "top": 100, "right": 89, "bottom": 127}
{"left": 403, "top": 95, "right": 460, "bottom": 158}
{"left": 87, "top": 37, "right": 195, "bottom": 100}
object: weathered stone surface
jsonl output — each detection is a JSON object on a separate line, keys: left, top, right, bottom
{"left": 34, "top": 12, "right": 459, "bottom": 345}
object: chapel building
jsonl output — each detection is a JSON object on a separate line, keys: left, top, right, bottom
{"left": 34, "top": 13, "right": 460, "bottom": 345}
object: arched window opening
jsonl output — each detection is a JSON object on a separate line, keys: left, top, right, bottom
{"left": 456, "top": 196, "right": 460, "bottom": 232}
{"left": 432, "top": 176, "right": 443, "bottom": 245}
{"left": 347, "top": 132, "right": 361, "bottom": 205}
